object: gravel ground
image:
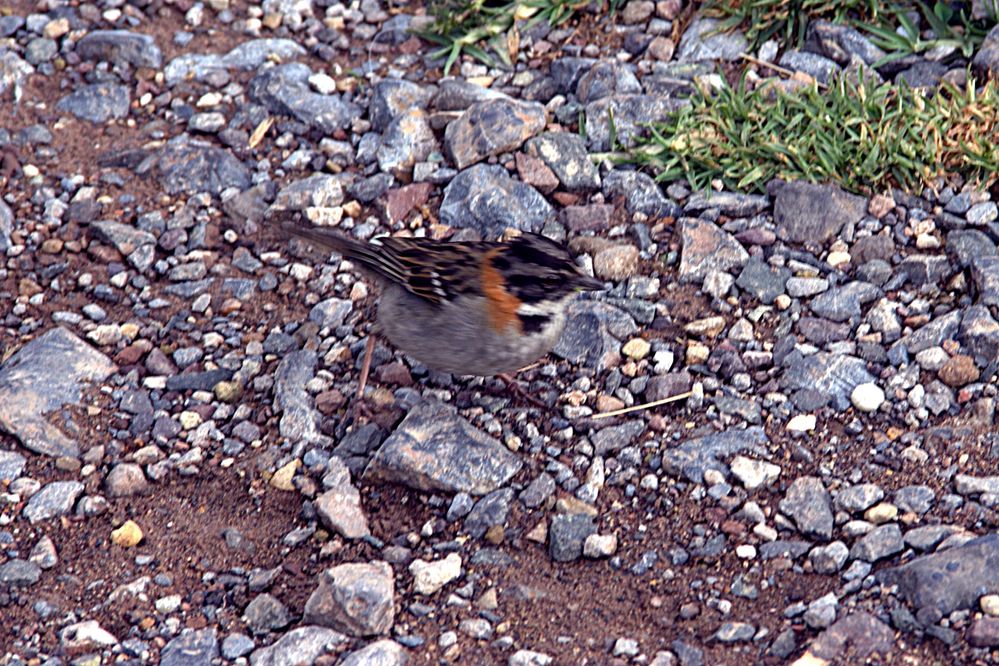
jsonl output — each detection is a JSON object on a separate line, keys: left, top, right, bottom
{"left": 2, "top": 0, "right": 999, "bottom": 664}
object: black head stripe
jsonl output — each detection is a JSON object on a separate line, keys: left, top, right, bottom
{"left": 509, "top": 234, "right": 574, "bottom": 269}
{"left": 494, "top": 234, "right": 580, "bottom": 304}
{"left": 519, "top": 313, "right": 552, "bottom": 334}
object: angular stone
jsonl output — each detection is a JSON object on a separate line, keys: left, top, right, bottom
{"left": 164, "top": 39, "right": 306, "bottom": 86}
{"left": 273, "top": 350, "right": 323, "bottom": 452}
{"left": 243, "top": 593, "right": 291, "bottom": 633}
{"left": 248, "top": 626, "right": 347, "bottom": 666}
{"left": 365, "top": 401, "right": 522, "bottom": 495}
{"left": 549, "top": 513, "right": 596, "bottom": 562}
{"left": 780, "top": 476, "right": 834, "bottom": 540}
{"left": 773, "top": 181, "right": 866, "bottom": 245}
{"left": 439, "top": 164, "right": 554, "bottom": 237}
{"left": 377, "top": 109, "right": 438, "bottom": 173}
{"left": 679, "top": 217, "right": 749, "bottom": 283}
{"left": 444, "top": 99, "right": 546, "bottom": 169}
{"left": 968, "top": 617, "right": 999, "bottom": 648}
{"left": 900, "top": 310, "right": 962, "bottom": 354}
{"left": 21, "top": 481, "right": 85, "bottom": 523}
{"left": 0, "top": 328, "right": 115, "bottom": 458}
{"left": 0, "top": 450, "right": 26, "bottom": 481}
{"left": 735, "top": 257, "right": 790, "bottom": 304}
{"left": 799, "top": 612, "right": 894, "bottom": 662}
{"left": 370, "top": 78, "right": 434, "bottom": 131}
{"left": 315, "top": 458, "right": 369, "bottom": 539}
{"left": 878, "top": 533, "right": 999, "bottom": 617}
{"left": 56, "top": 83, "right": 130, "bottom": 123}
{"left": 685, "top": 191, "right": 769, "bottom": 217}
{"left": 152, "top": 136, "right": 252, "bottom": 196}
{"left": 161, "top": 629, "right": 218, "bottom": 666}
{"left": 0, "top": 559, "right": 41, "bottom": 586}
{"left": 602, "top": 170, "right": 681, "bottom": 219}
{"left": 274, "top": 174, "right": 344, "bottom": 211}
{"left": 835, "top": 483, "right": 884, "bottom": 513}
{"left": 104, "top": 463, "right": 150, "bottom": 497}
{"left": 303, "top": 562, "right": 395, "bottom": 637}
{"left": 584, "top": 94, "right": 685, "bottom": 150}
{"left": 972, "top": 256, "right": 999, "bottom": 307}
{"left": 76, "top": 30, "right": 163, "bottom": 68}
{"left": 410, "top": 552, "right": 462, "bottom": 595}
{"left": 526, "top": 132, "right": 600, "bottom": 191}
{"left": 809, "top": 282, "right": 879, "bottom": 322}
{"left": 850, "top": 523, "right": 903, "bottom": 562}
{"left": 553, "top": 300, "right": 637, "bottom": 372}
{"left": 677, "top": 17, "right": 748, "bottom": 62}
{"left": 247, "top": 62, "right": 361, "bottom": 133}
{"left": 959, "top": 305, "right": 999, "bottom": 360}
{"left": 781, "top": 352, "right": 875, "bottom": 411}
{"left": 663, "top": 426, "right": 768, "bottom": 483}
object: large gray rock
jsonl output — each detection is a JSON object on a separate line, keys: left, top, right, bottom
{"left": 303, "top": 562, "right": 395, "bottom": 637}
{"left": 780, "top": 352, "right": 875, "bottom": 412}
{"left": 679, "top": 217, "right": 749, "bottom": 283}
{"left": 164, "top": 39, "right": 306, "bottom": 85}
{"left": 274, "top": 350, "right": 324, "bottom": 454}
{"left": 439, "top": 164, "right": 554, "bottom": 238}
{"left": 0, "top": 327, "right": 115, "bottom": 458}
{"left": 152, "top": 136, "right": 252, "bottom": 196}
{"left": 249, "top": 626, "right": 347, "bottom": 666}
{"left": 161, "top": 629, "right": 218, "bottom": 666}
{"left": 773, "top": 181, "right": 867, "bottom": 245}
{"left": 248, "top": 62, "right": 361, "bottom": 133}
{"left": 663, "top": 426, "right": 768, "bottom": 484}
{"left": 76, "top": 30, "right": 163, "bottom": 68}
{"left": 879, "top": 533, "right": 999, "bottom": 618}
{"left": 56, "top": 83, "right": 129, "bottom": 123}
{"left": 444, "top": 98, "right": 546, "bottom": 169}
{"left": 677, "top": 17, "right": 748, "bottom": 62}
{"left": 364, "top": 401, "right": 522, "bottom": 495}
{"left": 779, "top": 476, "right": 834, "bottom": 540}
{"left": 584, "top": 94, "right": 684, "bottom": 151}
{"left": 553, "top": 300, "right": 637, "bottom": 372}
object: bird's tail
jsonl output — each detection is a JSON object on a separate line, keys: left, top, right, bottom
{"left": 279, "top": 219, "right": 406, "bottom": 285}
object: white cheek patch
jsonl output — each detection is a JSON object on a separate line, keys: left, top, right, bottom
{"left": 516, "top": 298, "right": 565, "bottom": 317}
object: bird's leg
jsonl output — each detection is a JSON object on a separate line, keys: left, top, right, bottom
{"left": 357, "top": 334, "right": 376, "bottom": 402}
{"left": 497, "top": 372, "right": 548, "bottom": 409}
{"left": 349, "top": 334, "right": 377, "bottom": 424}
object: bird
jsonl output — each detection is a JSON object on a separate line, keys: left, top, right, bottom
{"left": 281, "top": 220, "right": 604, "bottom": 408}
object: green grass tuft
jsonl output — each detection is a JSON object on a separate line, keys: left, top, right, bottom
{"left": 621, "top": 73, "right": 999, "bottom": 195}
{"left": 413, "top": 0, "right": 598, "bottom": 75}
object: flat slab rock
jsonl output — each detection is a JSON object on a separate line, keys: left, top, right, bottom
{"left": 878, "top": 532, "right": 999, "bottom": 617}
{"left": 0, "top": 327, "right": 115, "bottom": 458}
{"left": 663, "top": 426, "right": 769, "bottom": 483}
{"left": 794, "top": 611, "right": 894, "bottom": 664}
{"left": 364, "top": 400, "right": 522, "bottom": 496}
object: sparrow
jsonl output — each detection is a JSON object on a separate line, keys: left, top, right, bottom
{"left": 281, "top": 220, "right": 604, "bottom": 403}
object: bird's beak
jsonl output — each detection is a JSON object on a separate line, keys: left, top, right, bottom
{"left": 574, "top": 273, "right": 605, "bottom": 291}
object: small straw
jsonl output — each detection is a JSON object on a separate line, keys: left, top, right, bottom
{"left": 591, "top": 391, "right": 694, "bottom": 420}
